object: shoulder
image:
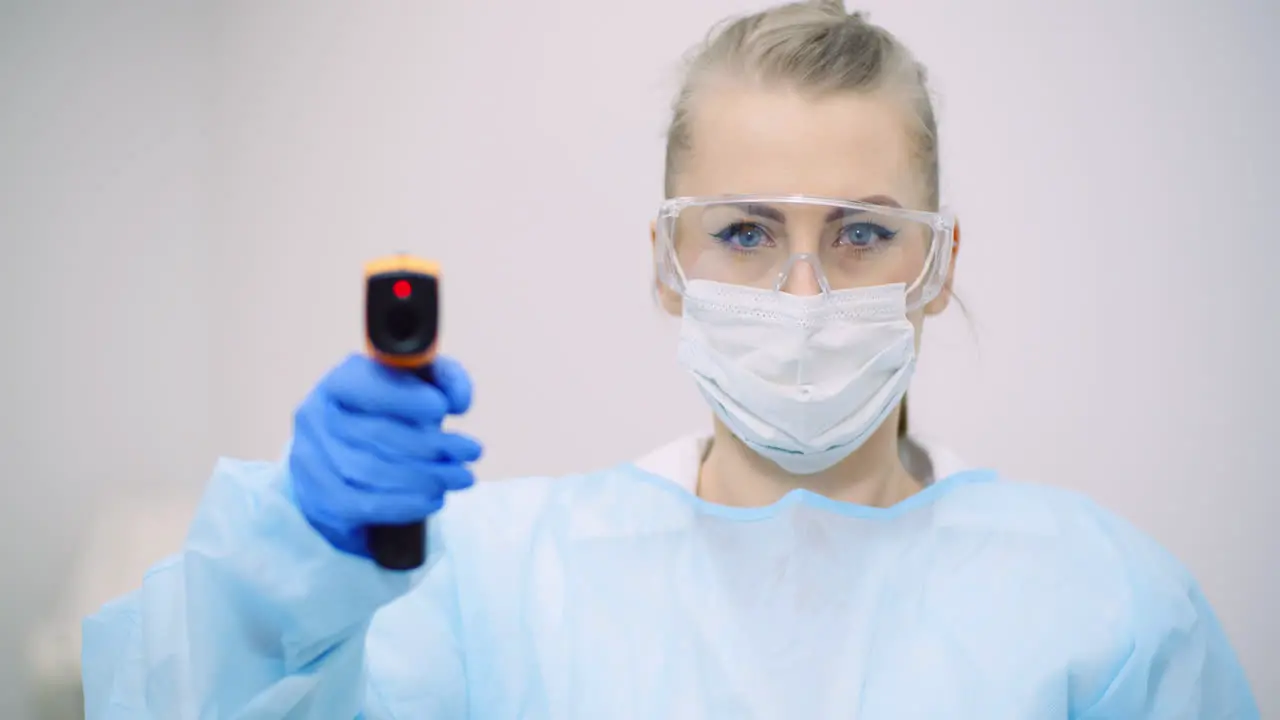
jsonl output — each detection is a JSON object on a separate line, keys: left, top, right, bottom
{"left": 436, "top": 464, "right": 1201, "bottom": 606}
{"left": 936, "top": 475, "right": 1215, "bottom": 675}
{"left": 431, "top": 463, "right": 672, "bottom": 552}
{"left": 948, "top": 476, "right": 1257, "bottom": 715}
{"left": 440, "top": 466, "right": 1200, "bottom": 593}
{"left": 937, "top": 474, "right": 1194, "bottom": 592}
{"left": 932, "top": 475, "right": 1247, "bottom": 707}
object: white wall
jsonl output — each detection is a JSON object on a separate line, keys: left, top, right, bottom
{"left": 2, "top": 0, "right": 1277, "bottom": 716}
{"left": 0, "top": 0, "right": 215, "bottom": 715}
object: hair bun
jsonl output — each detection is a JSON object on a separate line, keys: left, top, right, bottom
{"left": 810, "top": 0, "right": 869, "bottom": 22}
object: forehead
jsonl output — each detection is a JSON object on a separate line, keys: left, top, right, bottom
{"left": 677, "top": 82, "right": 920, "bottom": 205}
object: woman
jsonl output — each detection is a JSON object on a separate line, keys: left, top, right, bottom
{"left": 82, "top": 2, "right": 1258, "bottom": 717}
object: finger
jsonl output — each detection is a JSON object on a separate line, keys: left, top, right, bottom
{"left": 301, "top": 420, "right": 455, "bottom": 524}
{"left": 319, "top": 417, "right": 472, "bottom": 494}
{"left": 350, "top": 488, "right": 445, "bottom": 526}
{"left": 340, "top": 456, "right": 476, "bottom": 497}
{"left": 324, "top": 399, "right": 438, "bottom": 459}
{"left": 433, "top": 463, "right": 477, "bottom": 491}
{"left": 289, "top": 413, "right": 359, "bottom": 529}
{"left": 425, "top": 431, "right": 484, "bottom": 464}
{"left": 324, "top": 399, "right": 482, "bottom": 465}
{"left": 426, "top": 356, "right": 474, "bottom": 415}
{"left": 291, "top": 434, "right": 462, "bottom": 528}
{"left": 323, "top": 354, "right": 449, "bottom": 426}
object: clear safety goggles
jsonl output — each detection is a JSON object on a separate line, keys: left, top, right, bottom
{"left": 655, "top": 195, "right": 957, "bottom": 311}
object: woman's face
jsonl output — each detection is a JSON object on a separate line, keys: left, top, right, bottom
{"left": 656, "top": 81, "right": 955, "bottom": 334}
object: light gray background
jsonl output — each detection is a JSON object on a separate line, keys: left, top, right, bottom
{"left": 2, "top": 0, "right": 1277, "bottom": 716}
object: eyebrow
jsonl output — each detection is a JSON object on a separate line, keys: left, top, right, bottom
{"left": 739, "top": 195, "right": 903, "bottom": 223}
{"left": 855, "top": 194, "right": 903, "bottom": 209}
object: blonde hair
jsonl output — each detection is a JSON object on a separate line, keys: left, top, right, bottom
{"left": 663, "top": 0, "right": 941, "bottom": 438}
{"left": 662, "top": 0, "right": 940, "bottom": 211}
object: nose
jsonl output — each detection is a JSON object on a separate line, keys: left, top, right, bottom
{"left": 776, "top": 254, "right": 828, "bottom": 297}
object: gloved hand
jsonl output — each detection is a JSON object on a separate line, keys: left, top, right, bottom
{"left": 288, "top": 353, "right": 483, "bottom": 559}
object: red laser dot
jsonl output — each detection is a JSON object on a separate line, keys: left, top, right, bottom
{"left": 393, "top": 279, "right": 412, "bottom": 299}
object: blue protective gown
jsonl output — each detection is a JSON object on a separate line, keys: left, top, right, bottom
{"left": 81, "top": 457, "right": 1258, "bottom": 718}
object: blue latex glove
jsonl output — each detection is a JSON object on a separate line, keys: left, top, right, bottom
{"left": 289, "top": 353, "right": 482, "bottom": 558}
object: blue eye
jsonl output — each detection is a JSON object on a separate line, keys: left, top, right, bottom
{"left": 712, "top": 222, "right": 771, "bottom": 250}
{"left": 839, "top": 222, "right": 898, "bottom": 248}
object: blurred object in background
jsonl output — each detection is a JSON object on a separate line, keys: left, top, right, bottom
{"left": 24, "top": 495, "right": 198, "bottom": 720}
{"left": 1, "top": 0, "right": 216, "bottom": 715}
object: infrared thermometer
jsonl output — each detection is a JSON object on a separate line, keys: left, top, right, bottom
{"left": 364, "top": 253, "right": 441, "bottom": 570}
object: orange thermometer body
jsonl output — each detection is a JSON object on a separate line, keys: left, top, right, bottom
{"left": 364, "top": 254, "right": 441, "bottom": 570}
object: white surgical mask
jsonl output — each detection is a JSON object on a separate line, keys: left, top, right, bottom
{"left": 677, "top": 279, "right": 917, "bottom": 475}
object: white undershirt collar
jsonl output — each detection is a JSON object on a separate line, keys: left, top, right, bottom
{"left": 632, "top": 432, "right": 972, "bottom": 495}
